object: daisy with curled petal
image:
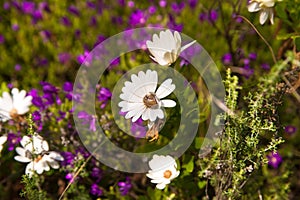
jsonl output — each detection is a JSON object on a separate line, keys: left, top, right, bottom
{"left": 146, "top": 29, "right": 196, "bottom": 66}
{"left": 146, "top": 155, "right": 180, "bottom": 190}
{"left": 0, "top": 88, "right": 32, "bottom": 122}
{"left": 248, "top": 0, "right": 280, "bottom": 25}
{"left": 14, "top": 134, "right": 64, "bottom": 177}
{"left": 118, "top": 70, "right": 176, "bottom": 123}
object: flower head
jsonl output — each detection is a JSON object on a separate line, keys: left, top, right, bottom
{"left": 118, "top": 177, "right": 132, "bottom": 195}
{"left": 146, "top": 155, "right": 180, "bottom": 189}
{"left": 248, "top": 0, "right": 278, "bottom": 25}
{"left": 146, "top": 30, "right": 196, "bottom": 66}
{"left": 14, "top": 134, "right": 64, "bottom": 177}
{"left": 267, "top": 151, "right": 282, "bottom": 169}
{"left": 0, "top": 88, "right": 32, "bottom": 122}
{"left": 118, "top": 70, "right": 176, "bottom": 122}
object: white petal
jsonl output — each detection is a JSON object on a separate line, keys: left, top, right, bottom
{"left": 156, "top": 183, "right": 167, "bottom": 190}
{"left": 25, "top": 162, "right": 34, "bottom": 177}
{"left": 0, "top": 92, "right": 13, "bottom": 113}
{"left": 0, "top": 135, "right": 7, "bottom": 145}
{"left": 180, "top": 40, "right": 196, "bottom": 53}
{"left": 125, "top": 104, "right": 145, "bottom": 120}
{"left": 131, "top": 106, "right": 146, "bottom": 122}
{"left": 161, "top": 99, "right": 176, "bottom": 108}
{"left": 149, "top": 108, "right": 164, "bottom": 121}
{"left": 248, "top": 2, "right": 260, "bottom": 12}
{"left": 155, "top": 79, "right": 176, "bottom": 99}
{"left": 259, "top": 10, "right": 268, "bottom": 25}
{"left": 48, "top": 151, "right": 64, "bottom": 161}
{"left": 269, "top": 10, "right": 274, "bottom": 24}
{"left": 142, "top": 108, "right": 151, "bottom": 121}
{"left": 15, "top": 155, "right": 31, "bottom": 163}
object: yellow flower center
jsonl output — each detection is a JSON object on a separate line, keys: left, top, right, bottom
{"left": 163, "top": 170, "right": 172, "bottom": 179}
{"left": 9, "top": 108, "right": 18, "bottom": 119}
{"left": 143, "top": 92, "right": 158, "bottom": 108}
{"left": 34, "top": 155, "right": 43, "bottom": 163}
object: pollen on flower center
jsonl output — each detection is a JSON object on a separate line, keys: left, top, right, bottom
{"left": 9, "top": 108, "right": 18, "bottom": 119}
{"left": 143, "top": 92, "right": 158, "bottom": 108}
{"left": 163, "top": 170, "right": 172, "bottom": 179}
{"left": 35, "top": 155, "right": 43, "bottom": 163}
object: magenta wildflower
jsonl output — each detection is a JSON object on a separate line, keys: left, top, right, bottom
{"left": 209, "top": 10, "right": 218, "bottom": 22}
{"left": 68, "top": 5, "right": 80, "bottom": 16}
{"left": 261, "top": 63, "right": 270, "bottom": 70}
{"left": 0, "top": 34, "right": 4, "bottom": 44}
{"left": 267, "top": 152, "right": 282, "bottom": 169}
{"left": 285, "top": 125, "right": 297, "bottom": 135}
{"left": 22, "top": 1, "right": 35, "bottom": 14}
{"left": 222, "top": 53, "right": 232, "bottom": 65}
{"left": 7, "top": 133, "right": 21, "bottom": 151}
{"left": 78, "top": 111, "right": 97, "bottom": 132}
{"left": 118, "top": 177, "right": 132, "bottom": 196}
{"left": 90, "top": 183, "right": 103, "bottom": 197}
{"left": 129, "top": 9, "right": 147, "bottom": 27}
{"left": 58, "top": 52, "right": 71, "bottom": 64}
{"left": 98, "top": 87, "right": 112, "bottom": 108}
{"left": 159, "top": 0, "right": 167, "bottom": 8}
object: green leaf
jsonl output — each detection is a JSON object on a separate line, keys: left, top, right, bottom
{"left": 182, "top": 155, "right": 194, "bottom": 173}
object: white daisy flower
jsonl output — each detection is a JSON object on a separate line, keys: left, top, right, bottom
{"left": 0, "top": 135, "right": 7, "bottom": 154}
{"left": 248, "top": 0, "right": 279, "bottom": 25}
{"left": 0, "top": 88, "right": 32, "bottom": 122}
{"left": 14, "top": 134, "right": 64, "bottom": 177}
{"left": 118, "top": 70, "right": 176, "bottom": 122}
{"left": 146, "top": 29, "right": 196, "bottom": 66}
{"left": 146, "top": 155, "right": 180, "bottom": 190}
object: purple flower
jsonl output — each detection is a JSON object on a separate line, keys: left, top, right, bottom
{"left": 7, "top": 133, "right": 21, "bottom": 151}
{"left": 77, "top": 51, "right": 92, "bottom": 66}
{"left": 61, "top": 152, "right": 75, "bottom": 166}
{"left": 91, "top": 167, "right": 102, "bottom": 183}
{"left": 32, "top": 10, "right": 43, "bottom": 22}
{"left": 3, "top": 2, "right": 10, "bottom": 10}
{"left": 65, "top": 173, "right": 74, "bottom": 183}
{"left": 222, "top": 53, "right": 232, "bottom": 65}
{"left": 118, "top": 177, "right": 132, "bottom": 196}
{"left": 12, "top": 24, "right": 19, "bottom": 31}
{"left": 89, "top": 16, "right": 97, "bottom": 26}
{"left": 285, "top": 125, "right": 297, "bottom": 135}
{"left": 68, "top": 5, "right": 80, "bottom": 16}
{"left": 0, "top": 34, "right": 5, "bottom": 44}
{"left": 148, "top": 5, "right": 156, "bottom": 14}
{"left": 248, "top": 52, "right": 257, "bottom": 60}
{"left": 86, "top": 1, "right": 96, "bottom": 9}
{"left": 129, "top": 9, "right": 146, "bottom": 27}
{"left": 90, "top": 183, "right": 103, "bottom": 197}
{"left": 188, "top": 0, "right": 198, "bottom": 8}
{"left": 14, "top": 64, "right": 21, "bottom": 71}
{"left": 32, "top": 111, "right": 41, "bottom": 121}
{"left": 168, "top": 15, "right": 183, "bottom": 32}
{"left": 78, "top": 111, "right": 97, "bottom": 132}
{"left": 267, "top": 152, "right": 282, "bottom": 169}
{"left": 261, "top": 63, "right": 270, "bottom": 70}
{"left": 199, "top": 13, "right": 208, "bottom": 22}
{"left": 22, "top": 1, "right": 35, "bottom": 14}
{"left": 130, "top": 119, "right": 146, "bottom": 138}
{"left": 60, "top": 16, "right": 72, "bottom": 26}
{"left": 41, "top": 82, "right": 58, "bottom": 94}
{"left": 98, "top": 87, "right": 112, "bottom": 102}
{"left": 40, "top": 30, "right": 51, "bottom": 42}
{"left": 127, "top": 1, "right": 134, "bottom": 8}
{"left": 39, "top": 2, "right": 50, "bottom": 12}
{"left": 171, "top": 2, "right": 185, "bottom": 14}
{"left": 63, "top": 82, "right": 73, "bottom": 92}
{"left": 243, "top": 58, "right": 250, "bottom": 66}
{"left": 209, "top": 10, "right": 218, "bottom": 22}
{"left": 58, "top": 52, "right": 71, "bottom": 64}
{"left": 159, "top": 0, "right": 167, "bottom": 7}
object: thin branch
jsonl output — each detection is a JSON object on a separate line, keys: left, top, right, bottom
{"left": 237, "top": 15, "right": 277, "bottom": 64}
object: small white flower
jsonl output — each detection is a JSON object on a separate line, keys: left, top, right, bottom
{"left": 146, "top": 155, "right": 180, "bottom": 190}
{"left": 118, "top": 70, "right": 176, "bottom": 122}
{"left": 0, "top": 135, "right": 7, "bottom": 154}
{"left": 0, "top": 88, "right": 32, "bottom": 122}
{"left": 146, "top": 30, "right": 196, "bottom": 66}
{"left": 14, "top": 134, "right": 64, "bottom": 177}
{"left": 248, "top": 0, "right": 279, "bottom": 25}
